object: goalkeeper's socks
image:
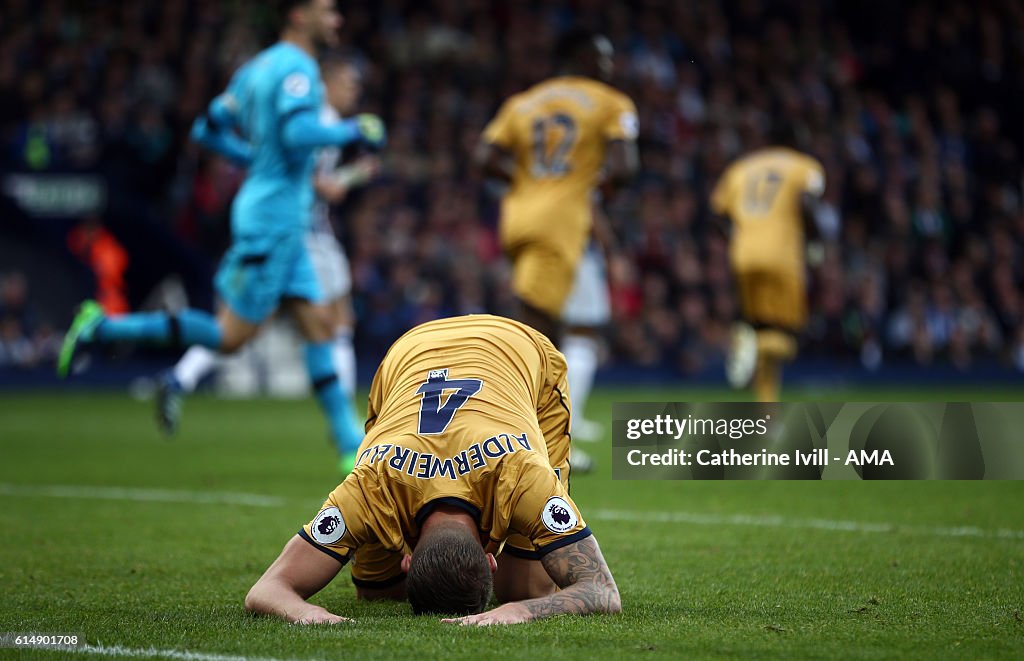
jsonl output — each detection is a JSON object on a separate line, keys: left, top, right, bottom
{"left": 96, "top": 309, "right": 223, "bottom": 349}
{"left": 305, "top": 341, "right": 363, "bottom": 456}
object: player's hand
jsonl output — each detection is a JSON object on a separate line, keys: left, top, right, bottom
{"left": 291, "top": 605, "right": 353, "bottom": 625}
{"left": 355, "top": 114, "right": 386, "bottom": 150}
{"left": 441, "top": 602, "right": 532, "bottom": 626}
{"left": 331, "top": 155, "right": 382, "bottom": 189}
{"left": 352, "top": 155, "right": 382, "bottom": 180}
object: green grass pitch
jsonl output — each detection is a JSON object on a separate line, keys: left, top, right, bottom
{"left": 1, "top": 388, "right": 1022, "bottom": 660}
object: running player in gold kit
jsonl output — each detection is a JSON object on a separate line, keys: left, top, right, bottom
{"left": 244, "top": 315, "right": 620, "bottom": 625}
{"left": 475, "top": 29, "right": 638, "bottom": 460}
{"left": 711, "top": 127, "right": 826, "bottom": 402}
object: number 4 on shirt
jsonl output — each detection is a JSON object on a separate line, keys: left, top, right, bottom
{"left": 417, "top": 369, "right": 483, "bottom": 434}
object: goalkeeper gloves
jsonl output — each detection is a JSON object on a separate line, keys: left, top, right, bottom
{"left": 354, "top": 114, "right": 386, "bottom": 150}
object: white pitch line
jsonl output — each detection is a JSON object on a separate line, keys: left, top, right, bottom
{"left": 65, "top": 643, "right": 313, "bottom": 661}
{"left": 0, "top": 483, "right": 287, "bottom": 508}
{"left": 590, "top": 508, "right": 1024, "bottom": 540}
{"left": 2, "top": 482, "right": 1021, "bottom": 541}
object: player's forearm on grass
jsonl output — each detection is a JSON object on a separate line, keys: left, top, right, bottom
{"left": 244, "top": 535, "right": 348, "bottom": 623}
{"left": 245, "top": 577, "right": 324, "bottom": 622}
{"left": 520, "top": 536, "right": 621, "bottom": 619}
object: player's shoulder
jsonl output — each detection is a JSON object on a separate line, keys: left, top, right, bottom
{"left": 260, "top": 43, "right": 319, "bottom": 107}
{"left": 502, "top": 444, "right": 561, "bottom": 488}
{"left": 500, "top": 450, "right": 584, "bottom": 530}
{"left": 559, "top": 76, "right": 631, "bottom": 108}
{"left": 226, "top": 59, "right": 256, "bottom": 93}
{"left": 769, "top": 148, "right": 822, "bottom": 176}
{"left": 263, "top": 41, "right": 318, "bottom": 75}
{"left": 232, "top": 58, "right": 255, "bottom": 79}
{"left": 593, "top": 80, "right": 634, "bottom": 107}
{"left": 733, "top": 147, "right": 785, "bottom": 173}
{"left": 794, "top": 151, "right": 826, "bottom": 191}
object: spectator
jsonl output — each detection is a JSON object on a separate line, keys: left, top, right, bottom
{"left": 67, "top": 217, "right": 130, "bottom": 315}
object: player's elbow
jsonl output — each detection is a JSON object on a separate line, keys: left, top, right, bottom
{"left": 189, "top": 117, "right": 212, "bottom": 147}
{"left": 602, "top": 582, "right": 622, "bottom": 615}
{"left": 608, "top": 588, "right": 622, "bottom": 614}
{"left": 588, "top": 569, "right": 622, "bottom": 615}
{"left": 244, "top": 579, "right": 274, "bottom": 617}
{"left": 573, "top": 576, "right": 621, "bottom": 615}
{"left": 208, "top": 95, "right": 236, "bottom": 130}
{"left": 243, "top": 583, "right": 263, "bottom": 615}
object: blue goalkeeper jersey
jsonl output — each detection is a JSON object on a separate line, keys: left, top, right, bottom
{"left": 219, "top": 42, "right": 324, "bottom": 237}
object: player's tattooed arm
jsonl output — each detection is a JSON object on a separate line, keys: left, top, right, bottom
{"left": 442, "top": 535, "right": 620, "bottom": 626}
{"left": 245, "top": 535, "right": 352, "bottom": 624}
{"left": 528, "top": 535, "right": 621, "bottom": 618}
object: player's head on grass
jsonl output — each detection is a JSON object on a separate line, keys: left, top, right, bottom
{"left": 278, "top": 0, "right": 342, "bottom": 51}
{"left": 556, "top": 29, "right": 614, "bottom": 82}
{"left": 403, "top": 517, "right": 496, "bottom": 616}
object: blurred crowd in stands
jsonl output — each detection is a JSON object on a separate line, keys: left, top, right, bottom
{"left": 2, "top": 0, "right": 1023, "bottom": 375}
{"left": 0, "top": 271, "right": 62, "bottom": 368}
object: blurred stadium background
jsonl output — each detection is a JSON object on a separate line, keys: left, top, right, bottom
{"left": 2, "top": 0, "right": 1022, "bottom": 394}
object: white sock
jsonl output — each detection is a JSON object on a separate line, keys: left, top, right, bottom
{"left": 173, "top": 345, "right": 222, "bottom": 393}
{"left": 561, "top": 334, "right": 600, "bottom": 425}
{"left": 332, "top": 330, "right": 357, "bottom": 397}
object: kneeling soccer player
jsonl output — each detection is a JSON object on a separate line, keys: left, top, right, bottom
{"left": 245, "top": 314, "right": 620, "bottom": 625}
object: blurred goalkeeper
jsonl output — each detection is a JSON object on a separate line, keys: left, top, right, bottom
{"left": 58, "top": 0, "right": 384, "bottom": 471}
{"left": 158, "top": 55, "right": 379, "bottom": 465}
{"left": 245, "top": 315, "right": 621, "bottom": 625}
